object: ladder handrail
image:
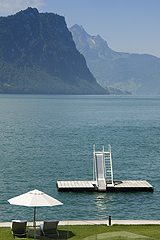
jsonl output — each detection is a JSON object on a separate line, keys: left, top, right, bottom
{"left": 93, "top": 144, "right": 95, "bottom": 181}
{"left": 108, "top": 144, "right": 114, "bottom": 185}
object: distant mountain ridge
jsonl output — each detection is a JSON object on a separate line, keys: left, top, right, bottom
{"left": 0, "top": 8, "right": 106, "bottom": 94}
{"left": 70, "top": 24, "right": 160, "bottom": 95}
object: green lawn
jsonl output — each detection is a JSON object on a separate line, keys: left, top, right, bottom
{"left": 1, "top": 225, "right": 160, "bottom": 239}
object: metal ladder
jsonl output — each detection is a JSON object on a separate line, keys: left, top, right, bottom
{"left": 104, "top": 144, "right": 114, "bottom": 186}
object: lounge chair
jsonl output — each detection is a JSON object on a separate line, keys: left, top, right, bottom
{"left": 11, "top": 220, "right": 27, "bottom": 238}
{"left": 40, "top": 220, "right": 59, "bottom": 238}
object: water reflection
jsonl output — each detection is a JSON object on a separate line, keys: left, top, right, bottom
{"left": 95, "top": 193, "right": 112, "bottom": 213}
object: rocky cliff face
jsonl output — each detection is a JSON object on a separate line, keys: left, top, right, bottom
{"left": 0, "top": 8, "right": 106, "bottom": 94}
{"left": 70, "top": 24, "right": 160, "bottom": 95}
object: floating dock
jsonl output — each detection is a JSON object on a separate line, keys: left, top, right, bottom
{"left": 57, "top": 145, "right": 154, "bottom": 192}
{"left": 57, "top": 180, "right": 153, "bottom": 192}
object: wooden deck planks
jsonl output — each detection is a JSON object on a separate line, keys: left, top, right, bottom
{"left": 114, "top": 180, "right": 153, "bottom": 189}
{"left": 57, "top": 180, "right": 96, "bottom": 189}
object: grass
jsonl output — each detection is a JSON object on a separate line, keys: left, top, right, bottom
{"left": 0, "top": 224, "right": 160, "bottom": 239}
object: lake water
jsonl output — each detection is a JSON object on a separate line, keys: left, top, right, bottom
{"left": 0, "top": 94, "right": 160, "bottom": 222}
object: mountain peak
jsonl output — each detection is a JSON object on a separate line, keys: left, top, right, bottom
{"left": 16, "top": 7, "right": 39, "bottom": 17}
{"left": 71, "top": 24, "right": 84, "bottom": 30}
{"left": 23, "top": 7, "right": 39, "bottom": 13}
{"left": 70, "top": 24, "right": 89, "bottom": 37}
{"left": 70, "top": 24, "right": 112, "bottom": 59}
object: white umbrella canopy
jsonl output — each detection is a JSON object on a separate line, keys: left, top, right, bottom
{"left": 8, "top": 189, "right": 63, "bottom": 239}
{"left": 8, "top": 189, "right": 63, "bottom": 207}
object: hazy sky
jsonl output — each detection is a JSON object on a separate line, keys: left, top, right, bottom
{"left": 0, "top": 0, "right": 160, "bottom": 57}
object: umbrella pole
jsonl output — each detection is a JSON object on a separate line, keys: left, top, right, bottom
{"left": 33, "top": 207, "right": 36, "bottom": 239}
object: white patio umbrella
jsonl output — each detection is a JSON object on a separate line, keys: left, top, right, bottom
{"left": 8, "top": 189, "right": 63, "bottom": 239}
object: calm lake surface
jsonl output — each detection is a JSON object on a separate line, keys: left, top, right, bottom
{"left": 0, "top": 94, "right": 160, "bottom": 221}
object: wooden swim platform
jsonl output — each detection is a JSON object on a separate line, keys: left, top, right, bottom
{"left": 56, "top": 144, "right": 154, "bottom": 192}
{"left": 57, "top": 180, "right": 153, "bottom": 192}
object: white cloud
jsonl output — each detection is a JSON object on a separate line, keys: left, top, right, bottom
{"left": 0, "top": 0, "right": 45, "bottom": 16}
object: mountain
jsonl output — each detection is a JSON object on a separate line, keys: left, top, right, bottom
{"left": 0, "top": 8, "right": 106, "bottom": 94}
{"left": 70, "top": 24, "right": 160, "bottom": 95}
